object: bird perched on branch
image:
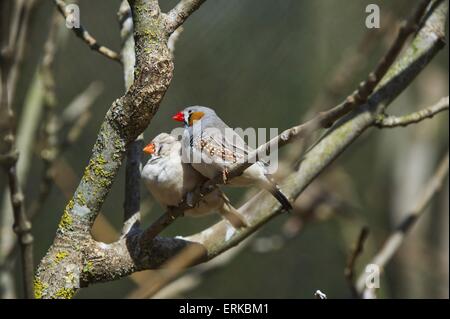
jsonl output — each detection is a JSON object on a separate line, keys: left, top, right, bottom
{"left": 142, "top": 133, "right": 247, "bottom": 229}
{"left": 172, "top": 106, "right": 292, "bottom": 211}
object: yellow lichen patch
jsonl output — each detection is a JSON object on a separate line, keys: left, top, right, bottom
{"left": 54, "top": 251, "right": 68, "bottom": 264}
{"left": 54, "top": 287, "right": 75, "bottom": 299}
{"left": 58, "top": 200, "right": 74, "bottom": 231}
{"left": 85, "top": 156, "right": 112, "bottom": 179}
{"left": 34, "top": 278, "right": 48, "bottom": 299}
{"left": 76, "top": 192, "right": 86, "bottom": 206}
{"left": 96, "top": 154, "right": 107, "bottom": 165}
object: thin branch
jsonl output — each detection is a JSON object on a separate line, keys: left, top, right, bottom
{"left": 252, "top": 181, "right": 350, "bottom": 253}
{"left": 374, "top": 96, "right": 449, "bottom": 128}
{"left": 89, "top": 0, "right": 448, "bottom": 293}
{"left": 345, "top": 226, "right": 370, "bottom": 298}
{"left": 150, "top": 235, "right": 252, "bottom": 298}
{"left": 27, "top": 82, "right": 102, "bottom": 221}
{"left": 168, "top": 26, "right": 184, "bottom": 54}
{"left": 356, "top": 152, "right": 449, "bottom": 298}
{"left": 35, "top": 0, "right": 175, "bottom": 298}
{"left": 54, "top": 0, "right": 121, "bottom": 63}
{"left": 165, "top": 0, "right": 207, "bottom": 34}
{"left": 0, "top": 3, "right": 62, "bottom": 298}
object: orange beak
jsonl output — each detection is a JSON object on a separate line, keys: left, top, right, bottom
{"left": 172, "top": 111, "right": 184, "bottom": 122}
{"left": 143, "top": 143, "right": 155, "bottom": 155}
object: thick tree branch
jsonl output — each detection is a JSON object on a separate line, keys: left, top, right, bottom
{"left": 35, "top": 0, "right": 174, "bottom": 298}
{"left": 165, "top": 0, "right": 207, "bottom": 34}
{"left": 356, "top": 153, "right": 449, "bottom": 298}
{"left": 54, "top": 0, "right": 121, "bottom": 63}
{"left": 374, "top": 96, "right": 449, "bottom": 128}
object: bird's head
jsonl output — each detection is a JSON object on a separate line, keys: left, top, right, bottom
{"left": 143, "top": 133, "right": 179, "bottom": 157}
{"left": 172, "top": 106, "right": 216, "bottom": 127}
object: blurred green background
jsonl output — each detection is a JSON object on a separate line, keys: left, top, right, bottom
{"left": 1, "top": 0, "right": 448, "bottom": 298}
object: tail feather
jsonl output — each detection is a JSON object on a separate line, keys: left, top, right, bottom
{"left": 268, "top": 187, "right": 292, "bottom": 211}
{"left": 263, "top": 175, "right": 292, "bottom": 211}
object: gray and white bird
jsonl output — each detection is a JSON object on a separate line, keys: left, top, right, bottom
{"left": 141, "top": 132, "right": 247, "bottom": 229}
{"left": 172, "top": 106, "right": 292, "bottom": 211}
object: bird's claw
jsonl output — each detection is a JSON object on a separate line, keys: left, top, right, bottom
{"left": 222, "top": 168, "right": 229, "bottom": 184}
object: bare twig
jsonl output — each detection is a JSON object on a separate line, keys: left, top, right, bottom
{"left": 356, "top": 153, "right": 449, "bottom": 298}
{"left": 345, "top": 226, "right": 370, "bottom": 298}
{"left": 165, "top": 0, "right": 207, "bottom": 34}
{"left": 150, "top": 236, "right": 253, "bottom": 298}
{"left": 283, "top": 12, "right": 396, "bottom": 164}
{"left": 0, "top": 43, "right": 34, "bottom": 302}
{"left": 0, "top": 2, "right": 56, "bottom": 298}
{"left": 182, "top": 0, "right": 446, "bottom": 277}
{"left": 54, "top": 0, "right": 121, "bottom": 63}
{"left": 375, "top": 96, "right": 449, "bottom": 128}
{"left": 141, "top": 0, "right": 448, "bottom": 295}
{"left": 6, "top": 0, "right": 37, "bottom": 104}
